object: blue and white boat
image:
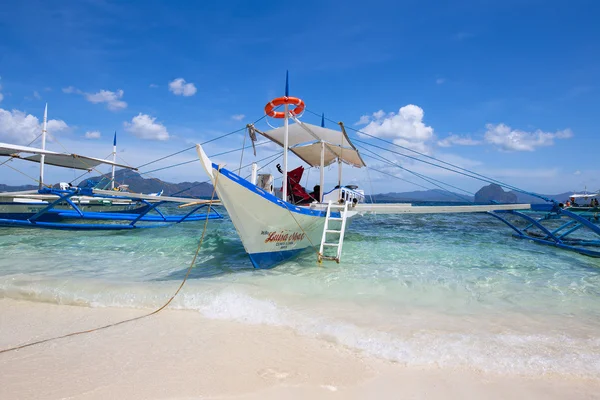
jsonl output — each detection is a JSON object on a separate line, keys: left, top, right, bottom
{"left": 0, "top": 105, "right": 222, "bottom": 229}
{"left": 195, "top": 78, "right": 535, "bottom": 268}
{"left": 196, "top": 85, "right": 367, "bottom": 268}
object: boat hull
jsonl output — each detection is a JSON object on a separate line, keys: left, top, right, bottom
{"left": 213, "top": 165, "right": 330, "bottom": 268}
{"left": 196, "top": 145, "right": 339, "bottom": 269}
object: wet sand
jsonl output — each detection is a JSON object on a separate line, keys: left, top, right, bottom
{"left": 1, "top": 298, "right": 598, "bottom": 399}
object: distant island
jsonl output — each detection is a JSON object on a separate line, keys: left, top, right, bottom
{"left": 474, "top": 183, "right": 517, "bottom": 203}
{"left": 375, "top": 184, "right": 572, "bottom": 204}
{"left": 0, "top": 169, "right": 214, "bottom": 198}
{"left": 0, "top": 169, "right": 575, "bottom": 203}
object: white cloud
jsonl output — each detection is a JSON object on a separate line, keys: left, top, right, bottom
{"left": 124, "top": 113, "right": 169, "bottom": 141}
{"left": 436, "top": 78, "right": 445, "bottom": 85}
{"left": 437, "top": 134, "right": 481, "bottom": 147}
{"left": 62, "top": 86, "right": 79, "bottom": 94}
{"left": 47, "top": 119, "right": 68, "bottom": 133}
{"left": 484, "top": 123, "right": 573, "bottom": 151}
{"left": 85, "top": 131, "right": 101, "bottom": 139}
{"left": 359, "top": 105, "right": 435, "bottom": 152}
{"left": 231, "top": 114, "right": 245, "bottom": 121}
{"left": 33, "top": 91, "right": 41, "bottom": 100}
{"left": 63, "top": 86, "right": 127, "bottom": 111}
{"left": 168, "top": 78, "right": 197, "bottom": 96}
{"left": 85, "top": 89, "right": 127, "bottom": 110}
{"left": 354, "top": 115, "right": 370, "bottom": 125}
{"left": 0, "top": 93, "right": 3, "bottom": 103}
{"left": 574, "top": 170, "right": 581, "bottom": 175}
{"left": 149, "top": 84, "right": 158, "bottom": 88}
{"left": 0, "top": 108, "right": 69, "bottom": 145}
{"left": 372, "top": 110, "right": 386, "bottom": 120}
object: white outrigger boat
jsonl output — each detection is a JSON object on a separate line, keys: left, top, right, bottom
{"left": 195, "top": 76, "right": 531, "bottom": 269}
{"left": 0, "top": 105, "right": 222, "bottom": 229}
{"left": 565, "top": 192, "right": 600, "bottom": 211}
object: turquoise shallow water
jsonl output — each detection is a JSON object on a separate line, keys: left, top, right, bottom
{"left": 1, "top": 210, "right": 600, "bottom": 377}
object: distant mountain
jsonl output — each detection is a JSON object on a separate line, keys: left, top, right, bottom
{"left": 78, "top": 169, "right": 214, "bottom": 198}
{"left": 370, "top": 186, "right": 574, "bottom": 204}
{"left": 475, "top": 184, "right": 517, "bottom": 203}
{"left": 0, "top": 172, "right": 580, "bottom": 204}
{"left": 372, "top": 189, "right": 474, "bottom": 203}
{"left": 0, "top": 183, "right": 38, "bottom": 192}
{"left": 511, "top": 191, "right": 573, "bottom": 204}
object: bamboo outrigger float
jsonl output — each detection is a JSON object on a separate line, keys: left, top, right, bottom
{"left": 489, "top": 202, "right": 600, "bottom": 257}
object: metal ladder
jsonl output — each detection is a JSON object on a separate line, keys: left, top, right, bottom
{"left": 318, "top": 201, "right": 349, "bottom": 263}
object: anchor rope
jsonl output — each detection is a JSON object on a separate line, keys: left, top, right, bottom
{"left": 0, "top": 170, "right": 221, "bottom": 355}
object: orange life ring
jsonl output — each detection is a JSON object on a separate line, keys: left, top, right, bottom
{"left": 264, "top": 96, "right": 305, "bottom": 118}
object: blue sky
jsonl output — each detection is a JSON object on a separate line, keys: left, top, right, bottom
{"left": 0, "top": 0, "right": 598, "bottom": 195}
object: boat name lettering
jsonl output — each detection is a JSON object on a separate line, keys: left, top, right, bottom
{"left": 264, "top": 231, "right": 305, "bottom": 243}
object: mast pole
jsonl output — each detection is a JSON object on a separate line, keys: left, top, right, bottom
{"left": 282, "top": 71, "right": 290, "bottom": 202}
{"left": 39, "top": 103, "right": 48, "bottom": 189}
{"left": 338, "top": 158, "right": 342, "bottom": 201}
{"left": 283, "top": 103, "right": 289, "bottom": 202}
{"left": 111, "top": 132, "right": 117, "bottom": 190}
{"left": 320, "top": 141, "right": 325, "bottom": 203}
{"left": 319, "top": 113, "right": 325, "bottom": 203}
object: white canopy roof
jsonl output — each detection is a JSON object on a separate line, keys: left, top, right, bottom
{"left": 0, "top": 142, "right": 136, "bottom": 171}
{"left": 260, "top": 122, "right": 366, "bottom": 168}
{"left": 569, "top": 192, "right": 599, "bottom": 198}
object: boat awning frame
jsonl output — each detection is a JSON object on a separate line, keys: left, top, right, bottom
{"left": 0, "top": 142, "right": 137, "bottom": 171}
{"left": 257, "top": 120, "right": 366, "bottom": 168}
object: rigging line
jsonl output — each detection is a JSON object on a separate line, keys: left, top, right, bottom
{"left": 358, "top": 145, "right": 474, "bottom": 203}
{"left": 44, "top": 131, "right": 117, "bottom": 189}
{"left": 115, "top": 154, "right": 172, "bottom": 192}
{"left": 135, "top": 145, "right": 196, "bottom": 169}
{"left": 136, "top": 114, "right": 269, "bottom": 170}
{"left": 360, "top": 151, "right": 472, "bottom": 203}
{"left": 241, "top": 152, "right": 283, "bottom": 181}
{"left": 365, "top": 166, "right": 376, "bottom": 204}
{"left": 358, "top": 144, "right": 476, "bottom": 198}
{"left": 358, "top": 155, "right": 433, "bottom": 191}
{"left": 0, "top": 157, "right": 15, "bottom": 167}
{"left": 354, "top": 138, "right": 501, "bottom": 191}
{"left": 367, "top": 165, "right": 472, "bottom": 203}
{"left": 69, "top": 170, "right": 92, "bottom": 186}
{"left": 26, "top": 133, "right": 43, "bottom": 147}
{"left": 304, "top": 108, "right": 550, "bottom": 202}
{"left": 148, "top": 148, "right": 282, "bottom": 198}
{"left": 138, "top": 141, "right": 273, "bottom": 176}
{"left": 165, "top": 153, "right": 282, "bottom": 198}
{"left": 238, "top": 127, "right": 248, "bottom": 175}
{"left": 0, "top": 172, "right": 221, "bottom": 356}
{"left": 1, "top": 161, "right": 48, "bottom": 187}
{"left": 140, "top": 159, "right": 198, "bottom": 175}
{"left": 367, "top": 166, "right": 430, "bottom": 191}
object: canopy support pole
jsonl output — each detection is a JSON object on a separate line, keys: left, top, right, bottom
{"left": 111, "top": 132, "right": 117, "bottom": 190}
{"left": 337, "top": 158, "right": 342, "bottom": 201}
{"left": 320, "top": 141, "right": 325, "bottom": 203}
{"left": 251, "top": 162, "right": 258, "bottom": 185}
{"left": 282, "top": 103, "right": 289, "bottom": 202}
{"left": 39, "top": 104, "right": 48, "bottom": 189}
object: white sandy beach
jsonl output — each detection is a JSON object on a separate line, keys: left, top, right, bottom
{"left": 1, "top": 298, "right": 599, "bottom": 400}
